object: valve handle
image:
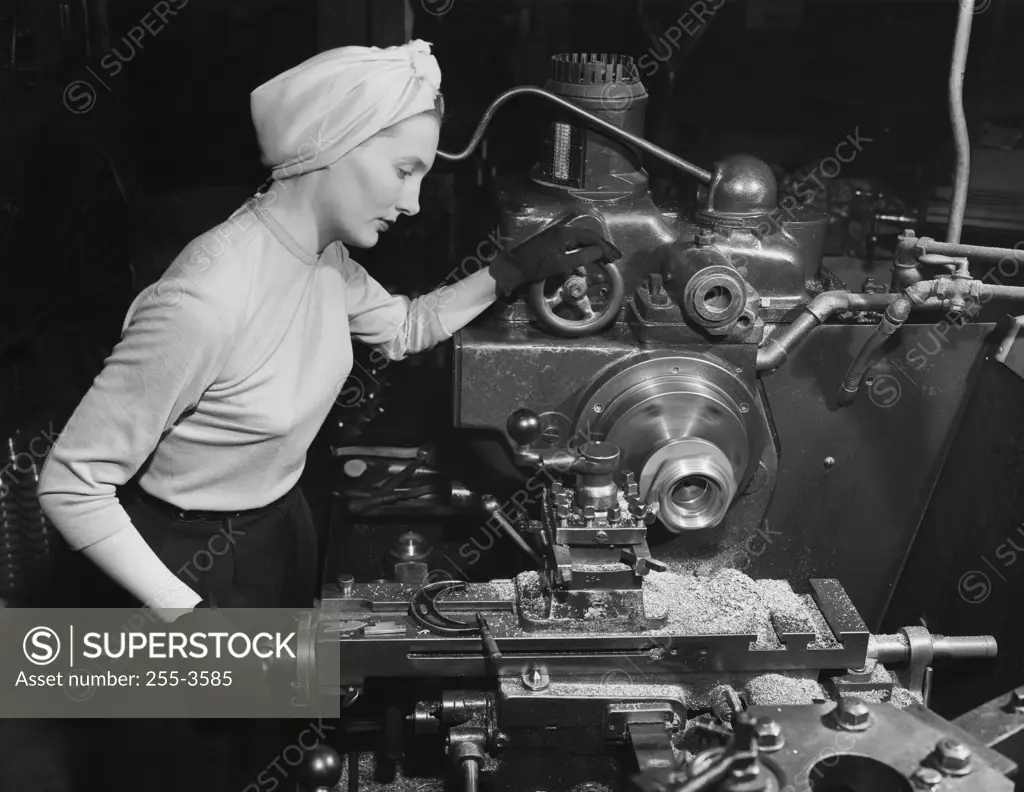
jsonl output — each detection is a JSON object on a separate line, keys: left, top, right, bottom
{"left": 526, "top": 215, "right": 626, "bottom": 338}
{"left": 527, "top": 260, "right": 626, "bottom": 338}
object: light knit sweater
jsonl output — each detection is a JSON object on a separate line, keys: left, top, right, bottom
{"left": 38, "top": 198, "right": 498, "bottom": 566}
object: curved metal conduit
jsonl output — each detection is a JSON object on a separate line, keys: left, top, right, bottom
{"left": 436, "top": 86, "right": 714, "bottom": 185}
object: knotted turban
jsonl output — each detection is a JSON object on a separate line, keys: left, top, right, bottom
{"left": 251, "top": 39, "right": 442, "bottom": 180}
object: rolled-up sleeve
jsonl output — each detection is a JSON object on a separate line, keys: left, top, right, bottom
{"left": 37, "top": 277, "right": 237, "bottom": 551}
{"left": 332, "top": 243, "right": 499, "bottom": 361}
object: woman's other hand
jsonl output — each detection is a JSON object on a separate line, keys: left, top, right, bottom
{"left": 489, "top": 223, "right": 622, "bottom": 295}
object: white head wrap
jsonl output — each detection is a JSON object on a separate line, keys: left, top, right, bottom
{"left": 250, "top": 39, "right": 442, "bottom": 180}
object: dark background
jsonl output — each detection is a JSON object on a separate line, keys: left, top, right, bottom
{"left": 2, "top": 0, "right": 1024, "bottom": 729}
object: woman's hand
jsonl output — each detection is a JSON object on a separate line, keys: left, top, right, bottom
{"left": 489, "top": 223, "right": 622, "bottom": 295}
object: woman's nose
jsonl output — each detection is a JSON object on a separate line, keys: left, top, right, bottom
{"left": 396, "top": 186, "right": 421, "bottom": 217}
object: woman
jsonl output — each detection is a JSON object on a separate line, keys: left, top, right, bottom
{"left": 33, "top": 39, "right": 620, "bottom": 792}
{"left": 37, "top": 40, "right": 620, "bottom": 621}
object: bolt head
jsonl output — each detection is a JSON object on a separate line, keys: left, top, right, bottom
{"left": 912, "top": 767, "right": 943, "bottom": 788}
{"left": 834, "top": 696, "right": 871, "bottom": 730}
{"left": 753, "top": 717, "right": 784, "bottom": 751}
{"left": 1010, "top": 686, "right": 1024, "bottom": 711}
{"left": 935, "top": 738, "right": 972, "bottom": 774}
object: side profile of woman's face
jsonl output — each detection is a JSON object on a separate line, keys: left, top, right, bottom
{"left": 322, "top": 112, "right": 440, "bottom": 248}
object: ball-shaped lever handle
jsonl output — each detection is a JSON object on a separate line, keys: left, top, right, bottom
{"left": 296, "top": 745, "right": 344, "bottom": 792}
{"left": 507, "top": 408, "right": 543, "bottom": 447}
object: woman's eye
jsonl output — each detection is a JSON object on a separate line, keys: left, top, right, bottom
{"left": 398, "top": 169, "right": 413, "bottom": 179}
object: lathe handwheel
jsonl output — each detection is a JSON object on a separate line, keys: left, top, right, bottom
{"left": 527, "top": 260, "right": 626, "bottom": 338}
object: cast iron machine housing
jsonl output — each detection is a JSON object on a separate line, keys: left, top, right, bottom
{"left": 319, "top": 5, "right": 1024, "bottom": 789}
{"left": 452, "top": 52, "right": 888, "bottom": 594}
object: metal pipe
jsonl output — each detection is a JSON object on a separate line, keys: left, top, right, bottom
{"left": 836, "top": 283, "right": 933, "bottom": 406}
{"left": 917, "top": 237, "right": 1024, "bottom": 265}
{"left": 947, "top": 0, "right": 975, "bottom": 244}
{"left": 756, "top": 292, "right": 901, "bottom": 372}
{"left": 436, "top": 86, "right": 714, "bottom": 184}
{"left": 837, "top": 280, "right": 1024, "bottom": 405}
{"left": 982, "top": 284, "right": 1024, "bottom": 301}
{"left": 995, "top": 315, "right": 1024, "bottom": 363}
{"left": 461, "top": 759, "right": 480, "bottom": 792}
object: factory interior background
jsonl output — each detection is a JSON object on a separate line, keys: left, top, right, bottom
{"left": 3, "top": 0, "right": 1024, "bottom": 788}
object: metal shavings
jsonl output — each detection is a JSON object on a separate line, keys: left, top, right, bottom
{"left": 743, "top": 673, "right": 827, "bottom": 705}
{"left": 799, "top": 593, "right": 842, "bottom": 649}
{"left": 481, "top": 579, "right": 516, "bottom": 599}
{"left": 887, "top": 685, "right": 923, "bottom": 709}
{"left": 643, "top": 569, "right": 763, "bottom": 634}
{"left": 516, "top": 570, "right": 542, "bottom": 593}
{"left": 640, "top": 569, "right": 821, "bottom": 646}
{"left": 868, "top": 663, "right": 893, "bottom": 683}
{"left": 546, "top": 680, "right": 687, "bottom": 703}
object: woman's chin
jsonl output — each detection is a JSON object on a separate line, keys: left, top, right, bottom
{"left": 337, "top": 228, "right": 379, "bottom": 249}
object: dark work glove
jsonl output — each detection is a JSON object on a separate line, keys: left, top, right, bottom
{"left": 489, "top": 223, "right": 622, "bottom": 296}
{"left": 171, "top": 599, "right": 271, "bottom": 709}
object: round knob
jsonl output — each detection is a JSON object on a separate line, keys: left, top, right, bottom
{"left": 296, "top": 745, "right": 343, "bottom": 791}
{"left": 507, "top": 409, "right": 543, "bottom": 446}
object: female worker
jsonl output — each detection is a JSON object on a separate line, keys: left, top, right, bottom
{"left": 36, "top": 40, "right": 620, "bottom": 619}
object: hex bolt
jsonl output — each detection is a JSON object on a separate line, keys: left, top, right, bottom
{"left": 607, "top": 505, "right": 621, "bottom": 522}
{"left": 695, "top": 229, "right": 714, "bottom": 247}
{"left": 753, "top": 717, "right": 784, "bottom": 752}
{"left": 522, "top": 668, "right": 549, "bottom": 692}
{"left": 933, "top": 738, "right": 972, "bottom": 776}
{"left": 911, "top": 767, "right": 943, "bottom": 789}
{"left": 833, "top": 696, "right": 871, "bottom": 731}
{"left": 1009, "top": 686, "right": 1024, "bottom": 712}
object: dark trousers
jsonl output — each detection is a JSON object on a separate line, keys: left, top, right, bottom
{"left": 2, "top": 483, "right": 320, "bottom": 792}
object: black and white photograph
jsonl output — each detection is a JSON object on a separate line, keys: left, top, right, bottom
{"left": 2, "top": 0, "right": 1024, "bottom": 789}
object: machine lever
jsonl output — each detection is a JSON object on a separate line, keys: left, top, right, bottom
{"left": 476, "top": 613, "right": 502, "bottom": 663}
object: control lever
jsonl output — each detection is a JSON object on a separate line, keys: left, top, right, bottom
{"left": 480, "top": 495, "right": 544, "bottom": 567}
{"left": 620, "top": 548, "right": 668, "bottom": 576}
{"left": 505, "top": 409, "right": 618, "bottom": 473}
